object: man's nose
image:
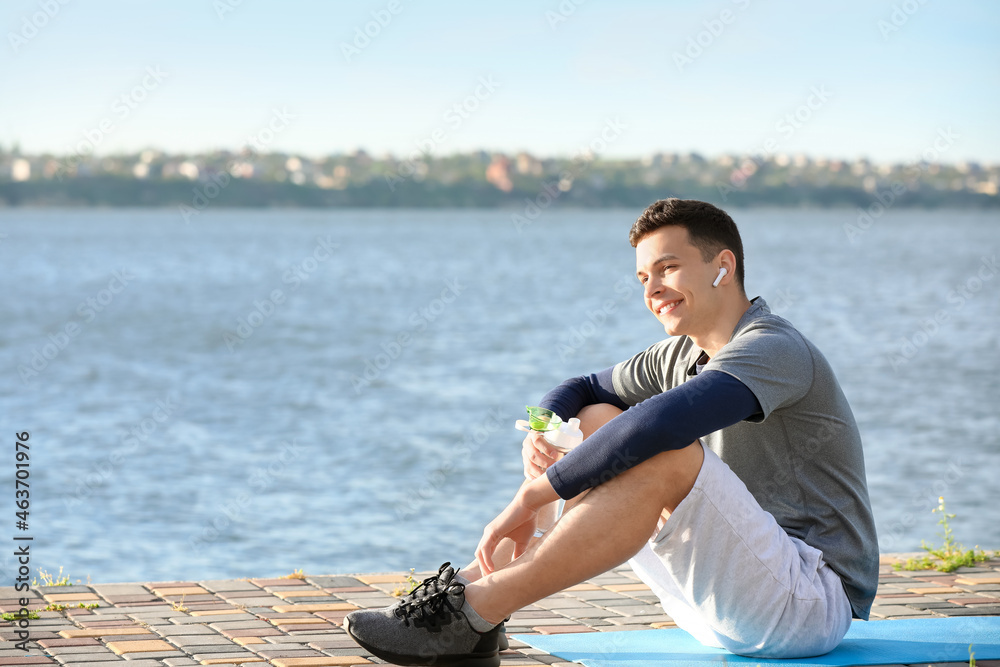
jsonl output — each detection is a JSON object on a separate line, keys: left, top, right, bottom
{"left": 644, "top": 278, "right": 662, "bottom": 300}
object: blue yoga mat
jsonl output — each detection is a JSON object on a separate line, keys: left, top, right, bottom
{"left": 515, "top": 616, "right": 1000, "bottom": 667}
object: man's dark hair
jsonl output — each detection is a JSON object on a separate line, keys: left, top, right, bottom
{"left": 629, "top": 198, "right": 745, "bottom": 289}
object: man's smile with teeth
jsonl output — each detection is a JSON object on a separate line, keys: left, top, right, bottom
{"left": 658, "top": 300, "right": 682, "bottom": 315}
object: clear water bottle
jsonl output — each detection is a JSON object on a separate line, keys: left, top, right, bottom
{"left": 542, "top": 417, "right": 583, "bottom": 456}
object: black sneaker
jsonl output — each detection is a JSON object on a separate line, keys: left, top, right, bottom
{"left": 396, "top": 563, "right": 457, "bottom": 605}
{"left": 344, "top": 578, "right": 504, "bottom": 666}
{"left": 392, "top": 563, "right": 508, "bottom": 652}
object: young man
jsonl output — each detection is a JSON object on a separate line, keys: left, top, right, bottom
{"left": 345, "top": 198, "right": 879, "bottom": 665}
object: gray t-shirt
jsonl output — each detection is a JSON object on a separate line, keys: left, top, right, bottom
{"left": 612, "top": 297, "right": 879, "bottom": 620}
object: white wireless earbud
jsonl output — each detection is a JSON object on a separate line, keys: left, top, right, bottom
{"left": 712, "top": 267, "right": 728, "bottom": 287}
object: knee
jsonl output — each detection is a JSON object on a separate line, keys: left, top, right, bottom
{"left": 577, "top": 403, "right": 623, "bottom": 439}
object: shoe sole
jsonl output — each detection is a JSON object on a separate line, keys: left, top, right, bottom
{"left": 343, "top": 615, "right": 501, "bottom": 667}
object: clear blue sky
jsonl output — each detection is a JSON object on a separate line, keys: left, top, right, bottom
{"left": 2, "top": 0, "right": 998, "bottom": 164}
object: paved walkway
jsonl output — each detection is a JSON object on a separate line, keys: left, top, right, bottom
{"left": 3, "top": 554, "right": 1000, "bottom": 667}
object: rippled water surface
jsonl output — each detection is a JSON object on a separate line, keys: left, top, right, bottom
{"left": 0, "top": 207, "right": 997, "bottom": 583}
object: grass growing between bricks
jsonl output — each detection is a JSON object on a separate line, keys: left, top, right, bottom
{"left": 895, "top": 497, "right": 996, "bottom": 573}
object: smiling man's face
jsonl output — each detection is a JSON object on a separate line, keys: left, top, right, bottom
{"left": 635, "top": 225, "right": 723, "bottom": 338}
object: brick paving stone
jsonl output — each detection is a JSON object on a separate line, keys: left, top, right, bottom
{"left": 951, "top": 604, "right": 1000, "bottom": 614}
{"left": 352, "top": 574, "right": 407, "bottom": 586}
{"left": 533, "top": 626, "right": 594, "bottom": 635}
{"left": 191, "top": 647, "right": 263, "bottom": 665}
{"left": 100, "top": 597, "right": 159, "bottom": 606}
{"left": 37, "top": 586, "right": 93, "bottom": 595}
{"left": 232, "top": 638, "right": 265, "bottom": 647}
{"left": 51, "top": 656, "right": 120, "bottom": 665}
{"left": 250, "top": 580, "right": 308, "bottom": 588}
{"left": 270, "top": 658, "right": 370, "bottom": 666}
{"left": 321, "top": 588, "right": 371, "bottom": 595}
{"left": 153, "top": 625, "right": 220, "bottom": 636}
{"left": 44, "top": 648, "right": 114, "bottom": 656}
{"left": 268, "top": 619, "right": 329, "bottom": 627}
{"left": 531, "top": 599, "right": 594, "bottom": 610}
{"left": 563, "top": 591, "right": 633, "bottom": 602}
{"left": 870, "top": 605, "right": 938, "bottom": 617}
{"left": 181, "top": 646, "right": 252, "bottom": 656}
{"left": 600, "top": 584, "right": 650, "bottom": 593}
{"left": 170, "top": 615, "right": 253, "bottom": 625}
{"left": 907, "top": 586, "right": 967, "bottom": 595}
{"left": 206, "top": 622, "right": 270, "bottom": 631}
{"left": 162, "top": 660, "right": 200, "bottom": 666}
{"left": 304, "top": 640, "right": 358, "bottom": 650}
{"left": 905, "top": 601, "right": 962, "bottom": 609}
{"left": 509, "top": 611, "right": 563, "bottom": 620}
{"left": 563, "top": 584, "right": 602, "bottom": 592}
{"left": 67, "top": 662, "right": 162, "bottom": 667}
{"left": 217, "top": 630, "right": 283, "bottom": 640}
{"left": 271, "top": 605, "right": 356, "bottom": 614}
{"left": 261, "top": 586, "right": 317, "bottom": 594}
{"left": 145, "top": 582, "right": 198, "bottom": 589}
{"left": 601, "top": 605, "right": 668, "bottom": 617}
{"left": 548, "top": 608, "right": 620, "bottom": 619}
{"left": 168, "top": 636, "right": 238, "bottom": 647}
{"left": 159, "top": 597, "right": 218, "bottom": 605}
{"left": 955, "top": 575, "right": 1000, "bottom": 585}
{"left": 186, "top": 610, "right": 238, "bottom": 617}
{"left": 91, "top": 608, "right": 170, "bottom": 616}
{"left": 0, "top": 633, "right": 58, "bottom": 641}
{"left": 123, "top": 612, "right": 189, "bottom": 621}
{"left": 196, "top": 582, "right": 260, "bottom": 593}
{"left": 59, "top": 630, "right": 152, "bottom": 639}
{"left": 524, "top": 619, "right": 587, "bottom": 627}
{"left": 106, "top": 640, "right": 174, "bottom": 655}
{"left": 90, "top": 587, "right": 147, "bottom": 596}
{"left": 253, "top": 650, "right": 325, "bottom": 659}
{"left": 305, "top": 577, "right": 365, "bottom": 589}
{"left": 215, "top": 598, "right": 283, "bottom": 608}
{"left": 198, "top": 658, "right": 266, "bottom": 665}
{"left": 604, "top": 615, "right": 673, "bottom": 625}
{"left": 947, "top": 596, "right": 1000, "bottom": 604}
{"left": 312, "top": 612, "right": 347, "bottom": 623}
{"left": 121, "top": 652, "right": 187, "bottom": 660}
{"left": 42, "top": 595, "right": 100, "bottom": 604}
{"left": 278, "top": 624, "right": 337, "bottom": 633}
{"left": 37, "top": 640, "right": 102, "bottom": 649}
{"left": 273, "top": 591, "right": 329, "bottom": 600}
{"left": 334, "top": 596, "right": 395, "bottom": 610}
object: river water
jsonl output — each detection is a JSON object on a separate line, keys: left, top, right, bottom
{"left": 0, "top": 207, "right": 997, "bottom": 583}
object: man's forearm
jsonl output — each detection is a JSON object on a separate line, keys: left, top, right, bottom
{"left": 518, "top": 472, "right": 560, "bottom": 509}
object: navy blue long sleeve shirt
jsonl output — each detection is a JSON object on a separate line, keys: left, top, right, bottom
{"left": 539, "top": 367, "right": 762, "bottom": 499}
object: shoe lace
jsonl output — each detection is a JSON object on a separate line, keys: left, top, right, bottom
{"left": 393, "top": 582, "right": 464, "bottom": 630}
{"left": 402, "top": 562, "right": 453, "bottom": 601}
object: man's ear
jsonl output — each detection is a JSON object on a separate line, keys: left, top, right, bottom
{"left": 715, "top": 249, "right": 737, "bottom": 287}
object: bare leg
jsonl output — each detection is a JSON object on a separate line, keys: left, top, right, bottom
{"left": 460, "top": 404, "right": 623, "bottom": 583}
{"left": 464, "top": 436, "right": 704, "bottom": 624}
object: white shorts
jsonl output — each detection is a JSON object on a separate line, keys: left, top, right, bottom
{"left": 626, "top": 442, "right": 852, "bottom": 658}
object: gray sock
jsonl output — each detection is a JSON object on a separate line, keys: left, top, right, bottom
{"left": 452, "top": 572, "right": 470, "bottom": 586}
{"left": 461, "top": 596, "right": 498, "bottom": 633}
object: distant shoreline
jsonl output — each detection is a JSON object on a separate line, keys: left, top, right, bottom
{"left": 1, "top": 176, "right": 997, "bottom": 210}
